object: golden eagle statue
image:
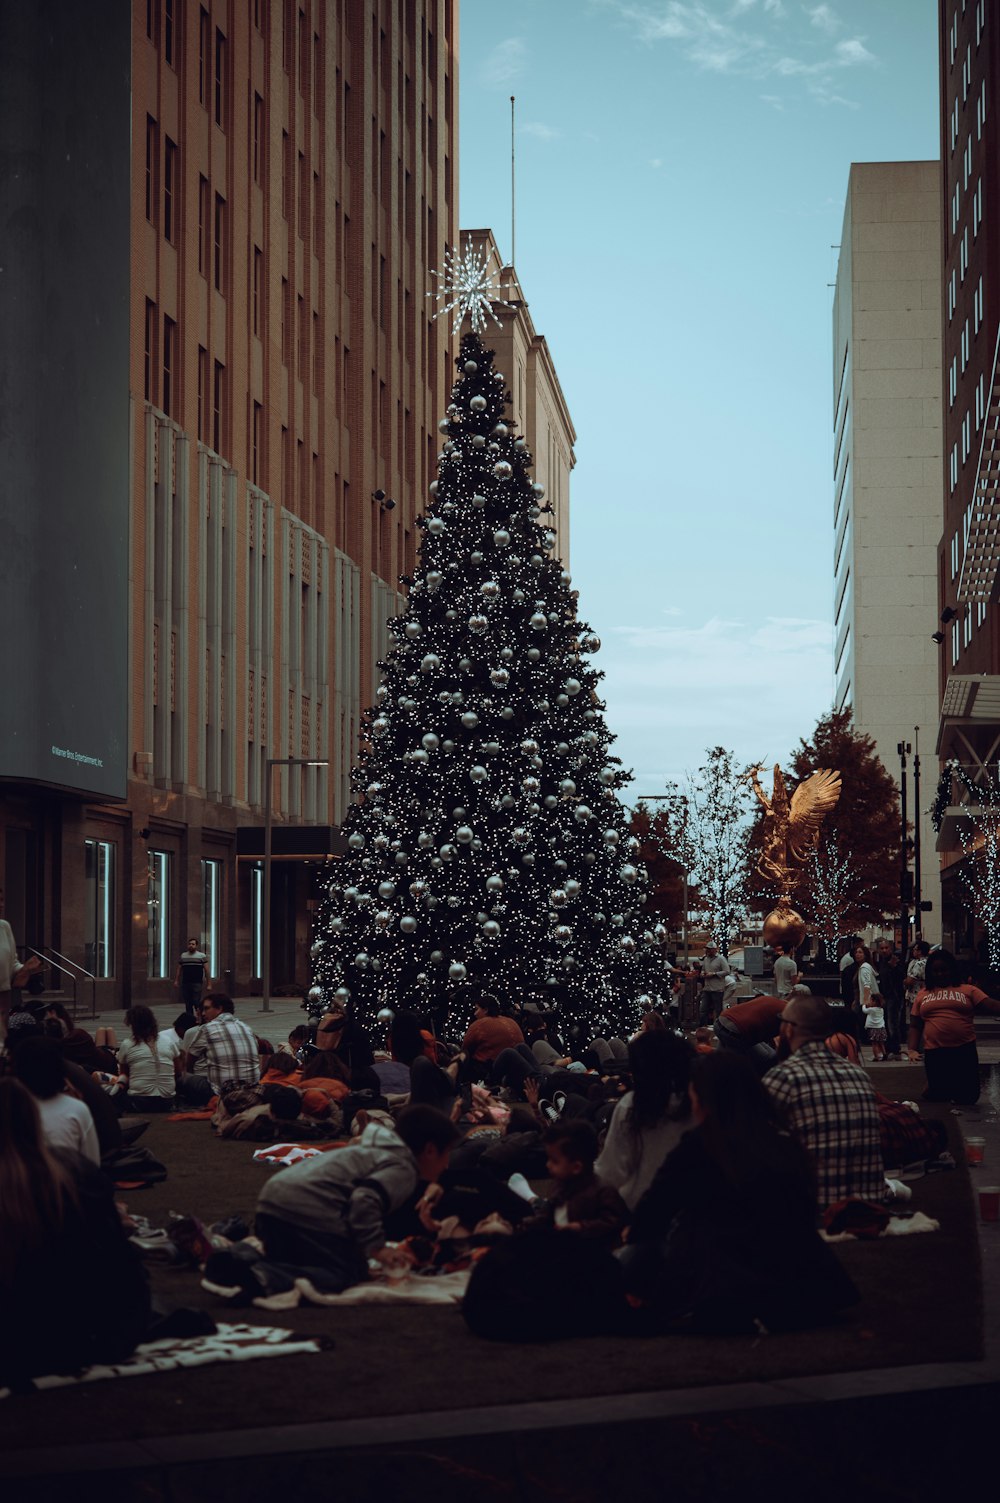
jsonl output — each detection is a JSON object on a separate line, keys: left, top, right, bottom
{"left": 747, "top": 764, "right": 842, "bottom": 948}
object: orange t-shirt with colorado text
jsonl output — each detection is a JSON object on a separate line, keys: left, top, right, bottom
{"left": 911, "top": 985, "right": 989, "bottom": 1049}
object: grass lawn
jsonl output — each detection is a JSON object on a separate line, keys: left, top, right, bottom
{"left": 1, "top": 1065, "right": 983, "bottom": 1451}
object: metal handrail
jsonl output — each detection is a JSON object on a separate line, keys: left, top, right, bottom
{"left": 29, "top": 945, "right": 98, "bottom": 1020}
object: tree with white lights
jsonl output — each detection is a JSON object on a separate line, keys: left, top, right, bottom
{"left": 307, "top": 331, "right": 665, "bottom": 1036}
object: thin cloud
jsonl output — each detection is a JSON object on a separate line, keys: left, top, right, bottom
{"left": 603, "top": 0, "right": 877, "bottom": 101}
{"left": 649, "top": 156, "right": 664, "bottom": 167}
{"left": 519, "top": 120, "right": 561, "bottom": 141}
{"left": 806, "top": 3, "right": 838, "bottom": 33}
{"left": 482, "top": 37, "right": 526, "bottom": 86}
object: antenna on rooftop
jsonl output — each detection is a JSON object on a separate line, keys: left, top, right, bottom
{"left": 510, "top": 95, "right": 516, "bottom": 268}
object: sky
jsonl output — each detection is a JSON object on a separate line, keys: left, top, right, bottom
{"left": 458, "top": 0, "right": 940, "bottom": 795}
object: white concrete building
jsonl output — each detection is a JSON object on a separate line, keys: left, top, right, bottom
{"left": 832, "top": 161, "right": 943, "bottom": 941}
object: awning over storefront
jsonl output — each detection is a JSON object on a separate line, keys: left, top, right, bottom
{"left": 236, "top": 825, "right": 346, "bottom": 860}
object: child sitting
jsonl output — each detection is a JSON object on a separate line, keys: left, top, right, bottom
{"left": 524, "top": 1120, "right": 628, "bottom": 1248}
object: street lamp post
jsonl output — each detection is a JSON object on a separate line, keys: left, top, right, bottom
{"left": 262, "top": 756, "right": 329, "bottom": 1013}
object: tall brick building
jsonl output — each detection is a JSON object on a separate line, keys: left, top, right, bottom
{"left": 933, "top": 0, "right": 1000, "bottom": 950}
{"left": 0, "top": 0, "right": 457, "bottom": 1006}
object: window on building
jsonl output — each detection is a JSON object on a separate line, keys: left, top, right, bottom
{"left": 950, "top": 445, "right": 959, "bottom": 493}
{"left": 163, "top": 137, "right": 178, "bottom": 243}
{"left": 952, "top": 619, "right": 960, "bottom": 666}
{"left": 199, "top": 7, "right": 209, "bottom": 104}
{"left": 952, "top": 96, "right": 960, "bottom": 151}
{"left": 84, "top": 839, "right": 116, "bottom": 979}
{"left": 950, "top": 357, "right": 957, "bottom": 407}
{"left": 162, "top": 315, "right": 176, "bottom": 417}
{"left": 281, "top": 276, "right": 289, "bottom": 365}
{"left": 198, "top": 175, "right": 209, "bottom": 275}
{"left": 214, "top": 28, "right": 227, "bottom": 129}
{"left": 144, "top": 300, "right": 157, "bottom": 403}
{"left": 975, "top": 178, "right": 983, "bottom": 236}
{"left": 253, "top": 93, "right": 265, "bottom": 185}
{"left": 951, "top": 530, "right": 960, "bottom": 580}
{"left": 964, "top": 603, "right": 973, "bottom": 648}
{"left": 282, "top": 130, "right": 291, "bottom": 219}
{"left": 197, "top": 345, "right": 207, "bottom": 443}
{"left": 252, "top": 400, "right": 262, "bottom": 484}
{"left": 250, "top": 863, "right": 263, "bottom": 978}
{"left": 145, "top": 115, "right": 158, "bottom": 224}
{"left": 283, "top": 0, "right": 292, "bottom": 69}
{"left": 253, "top": 246, "right": 263, "bottom": 336}
{"left": 201, "top": 859, "right": 223, "bottom": 977}
{"left": 297, "top": 293, "right": 306, "bottom": 379}
{"left": 146, "top": 0, "right": 158, "bottom": 43}
{"left": 298, "top": 150, "right": 308, "bottom": 240}
{"left": 214, "top": 193, "right": 226, "bottom": 292}
{"left": 146, "top": 849, "right": 171, "bottom": 979}
{"left": 213, "top": 360, "right": 226, "bottom": 454}
{"left": 163, "top": 0, "right": 177, "bottom": 65}
{"left": 255, "top": 0, "right": 265, "bottom": 32}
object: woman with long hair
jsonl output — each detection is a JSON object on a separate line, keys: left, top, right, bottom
{"left": 594, "top": 1030, "right": 694, "bottom": 1210}
{"left": 622, "top": 1052, "right": 858, "bottom": 1333}
{"left": 0, "top": 1078, "right": 150, "bottom": 1383}
{"left": 117, "top": 1004, "right": 181, "bottom": 1112}
{"left": 908, "top": 947, "right": 1000, "bottom": 1104}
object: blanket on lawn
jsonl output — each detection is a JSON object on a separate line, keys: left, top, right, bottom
{"left": 0, "top": 1322, "right": 332, "bottom": 1399}
{"left": 309, "top": 1269, "right": 470, "bottom": 1306}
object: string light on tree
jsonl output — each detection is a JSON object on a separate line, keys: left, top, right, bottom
{"left": 308, "top": 330, "right": 663, "bottom": 1035}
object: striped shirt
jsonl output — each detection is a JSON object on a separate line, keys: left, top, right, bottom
{"left": 765, "top": 1042, "right": 883, "bottom": 1210}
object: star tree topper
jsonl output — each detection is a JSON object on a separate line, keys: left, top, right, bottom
{"left": 427, "top": 242, "right": 512, "bottom": 335}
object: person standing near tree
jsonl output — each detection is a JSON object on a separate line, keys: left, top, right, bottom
{"left": 175, "top": 937, "right": 209, "bottom": 1018}
{"left": 0, "top": 907, "right": 40, "bottom": 1040}
{"left": 772, "top": 942, "right": 799, "bottom": 1000}
{"left": 699, "top": 944, "right": 728, "bottom": 1026}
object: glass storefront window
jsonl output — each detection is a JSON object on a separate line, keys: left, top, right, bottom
{"left": 201, "top": 857, "right": 222, "bottom": 976}
{"left": 147, "top": 849, "right": 171, "bottom": 978}
{"left": 250, "top": 861, "right": 263, "bottom": 979}
{"left": 84, "top": 838, "right": 116, "bottom": 978}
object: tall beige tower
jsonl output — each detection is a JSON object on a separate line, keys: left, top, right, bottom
{"left": 832, "top": 161, "right": 943, "bottom": 942}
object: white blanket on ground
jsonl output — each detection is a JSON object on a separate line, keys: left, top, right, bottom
{"left": 314, "top": 1268, "right": 471, "bottom": 1306}
{"left": 0, "top": 1322, "right": 329, "bottom": 1398}
{"left": 820, "top": 1211, "right": 941, "bottom": 1243}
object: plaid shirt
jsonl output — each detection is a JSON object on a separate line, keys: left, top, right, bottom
{"left": 197, "top": 1013, "right": 260, "bottom": 1093}
{"left": 765, "top": 1042, "right": 883, "bottom": 1209}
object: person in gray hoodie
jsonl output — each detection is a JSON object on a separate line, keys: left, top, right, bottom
{"left": 203, "top": 1105, "right": 461, "bottom": 1308}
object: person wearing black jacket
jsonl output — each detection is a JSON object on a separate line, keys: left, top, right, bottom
{"left": 0, "top": 1077, "right": 150, "bottom": 1386}
{"left": 622, "top": 1052, "right": 858, "bottom": 1333}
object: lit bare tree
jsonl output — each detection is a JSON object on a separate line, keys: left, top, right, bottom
{"left": 803, "top": 836, "right": 874, "bottom": 949}
{"left": 955, "top": 767, "right": 1000, "bottom": 970}
{"left": 655, "top": 748, "right": 754, "bottom": 955}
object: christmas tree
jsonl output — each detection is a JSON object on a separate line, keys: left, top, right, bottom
{"left": 308, "top": 330, "right": 665, "bottom": 1037}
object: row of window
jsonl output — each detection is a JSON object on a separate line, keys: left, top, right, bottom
{"left": 950, "top": 600, "right": 989, "bottom": 667}
{"left": 85, "top": 837, "right": 225, "bottom": 982}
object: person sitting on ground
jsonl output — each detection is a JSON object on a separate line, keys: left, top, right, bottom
{"left": 10, "top": 1035, "right": 101, "bottom": 1165}
{"left": 693, "top": 1026, "right": 716, "bottom": 1054}
{"left": 521, "top": 1119, "right": 628, "bottom": 1248}
{"left": 764, "top": 992, "right": 884, "bottom": 1211}
{"left": 908, "top": 947, "right": 1000, "bottom": 1105}
{"left": 175, "top": 1000, "right": 216, "bottom": 1108}
{"left": 202, "top": 1104, "right": 461, "bottom": 1306}
{"left": 458, "top": 989, "right": 526, "bottom": 1074}
{"left": 313, "top": 998, "right": 376, "bottom": 1085}
{"left": 297, "top": 1047, "right": 351, "bottom": 1118}
{"left": 278, "top": 1024, "right": 310, "bottom": 1057}
{"left": 260, "top": 1050, "right": 302, "bottom": 1085}
{"left": 183, "top": 993, "right": 260, "bottom": 1097}
{"left": 41, "top": 1002, "right": 114, "bottom": 1073}
{"left": 622, "top": 1052, "right": 858, "bottom": 1333}
{"left": 117, "top": 1005, "right": 181, "bottom": 1112}
{"left": 595, "top": 1030, "right": 695, "bottom": 1210}
{"left": 0, "top": 1078, "right": 151, "bottom": 1384}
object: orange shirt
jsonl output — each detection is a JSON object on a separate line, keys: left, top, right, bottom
{"left": 911, "top": 985, "right": 990, "bottom": 1050}
{"left": 461, "top": 1015, "right": 525, "bottom": 1063}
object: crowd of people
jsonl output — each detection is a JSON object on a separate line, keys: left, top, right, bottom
{"left": 2, "top": 932, "right": 988, "bottom": 1383}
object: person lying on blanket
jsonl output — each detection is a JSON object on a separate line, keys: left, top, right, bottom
{"left": 202, "top": 1105, "right": 461, "bottom": 1308}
